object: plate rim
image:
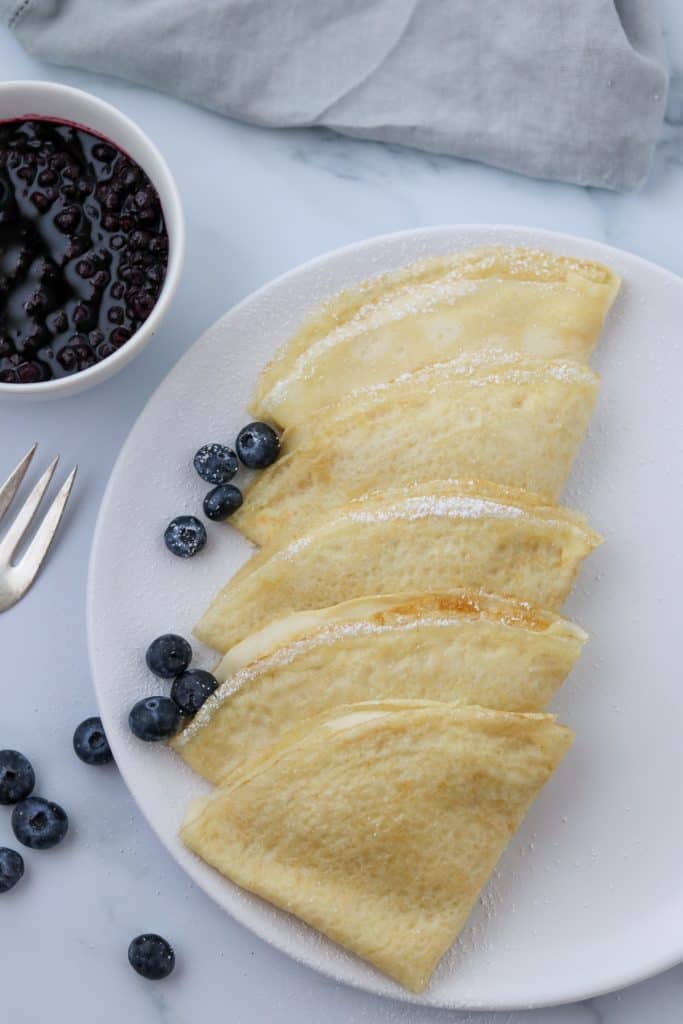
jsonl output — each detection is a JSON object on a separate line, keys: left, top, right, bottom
{"left": 87, "top": 223, "right": 683, "bottom": 1010}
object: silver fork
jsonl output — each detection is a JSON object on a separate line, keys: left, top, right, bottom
{"left": 0, "top": 444, "right": 77, "bottom": 613}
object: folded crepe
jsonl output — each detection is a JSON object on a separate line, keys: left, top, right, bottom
{"left": 181, "top": 700, "right": 573, "bottom": 992}
{"left": 234, "top": 352, "right": 599, "bottom": 546}
{"left": 252, "top": 246, "right": 619, "bottom": 427}
{"left": 194, "top": 479, "right": 601, "bottom": 652}
{"left": 176, "top": 590, "right": 585, "bottom": 782}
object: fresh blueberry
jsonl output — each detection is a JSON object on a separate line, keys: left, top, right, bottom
{"left": 235, "top": 422, "right": 280, "bottom": 469}
{"left": 171, "top": 670, "right": 218, "bottom": 718}
{"left": 203, "top": 484, "right": 243, "bottom": 521}
{"left": 193, "top": 443, "right": 238, "bottom": 485}
{"left": 146, "top": 634, "right": 192, "bottom": 679}
{"left": 128, "top": 697, "right": 180, "bottom": 742}
{"left": 12, "top": 797, "right": 69, "bottom": 850}
{"left": 0, "top": 848, "right": 24, "bottom": 893}
{"left": 164, "top": 516, "right": 207, "bottom": 558}
{"left": 128, "top": 933, "right": 175, "bottom": 980}
{"left": 0, "top": 750, "right": 35, "bottom": 805}
{"left": 73, "top": 717, "right": 113, "bottom": 766}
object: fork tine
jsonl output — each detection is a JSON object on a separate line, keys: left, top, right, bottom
{"left": 13, "top": 467, "right": 78, "bottom": 589}
{"left": 0, "top": 443, "right": 38, "bottom": 525}
{"left": 0, "top": 456, "right": 60, "bottom": 564}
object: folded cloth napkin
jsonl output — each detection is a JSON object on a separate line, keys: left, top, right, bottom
{"left": 2, "top": 0, "right": 668, "bottom": 190}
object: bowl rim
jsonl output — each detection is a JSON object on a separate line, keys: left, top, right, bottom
{"left": 0, "top": 79, "right": 185, "bottom": 398}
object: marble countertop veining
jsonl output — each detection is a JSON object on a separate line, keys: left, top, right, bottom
{"left": 1, "top": 3, "right": 683, "bottom": 1021}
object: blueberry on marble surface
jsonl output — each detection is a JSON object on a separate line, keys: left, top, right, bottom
{"left": 129, "top": 697, "right": 180, "bottom": 742}
{"left": 203, "top": 483, "right": 243, "bottom": 521}
{"left": 0, "top": 750, "right": 35, "bottom": 805}
{"left": 171, "top": 669, "right": 218, "bottom": 717}
{"left": 164, "top": 516, "right": 207, "bottom": 558}
{"left": 73, "top": 717, "right": 113, "bottom": 765}
{"left": 235, "top": 421, "right": 280, "bottom": 469}
{"left": 146, "top": 634, "right": 192, "bottom": 679}
{"left": 128, "top": 933, "right": 175, "bottom": 980}
{"left": 193, "top": 443, "right": 238, "bottom": 485}
{"left": 0, "top": 847, "right": 24, "bottom": 893}
{"left": 11, "top": 796, "right": 69, "bottom": 849}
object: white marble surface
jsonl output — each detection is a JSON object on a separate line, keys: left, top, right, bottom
{"left": 1, "top": 4, "right": 683, "bottom": 1021}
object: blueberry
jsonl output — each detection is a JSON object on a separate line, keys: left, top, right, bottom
{"left": 146, "top": 634, "right": 192, "bottom": 679}
{"left": 0, "top": 750, "right": 35, "bottom": 805}
{"left": 54, "top": 204, "right": 81, "bottom": 234}
{"left": 76, "top": 258, "right": 94, "bottom": 278}
{"left": 171, "top": 670, "right": 218, "bottom": 718}
{"left": 128, "top": 933, "right": 175, "bottom": 980}
{"left": 73, "top": 717, "right": 113, "bottom": 766}
{"left": 0, "top": 848, "right": 24, "bottom": 893}
{"left": 17, "top": 361, "right": 48, "bottom": 384}
{"left": 235, "top": 422, "right": 280, "bottom": 469}
{"left": 92, "top": 269, "right": 110, "bottom": 289}
{"left": 12, "top": 797, "right": 68, "bottom": 850}
{"left": 164, "top": 516, "right": 206, "bottom": 558}
{"left": 193, "top": 443, "right": 238, "bottom": 485}
{"left": 133, "top": 293, "right": 155, "bottom": 320}
{"left": 203, "top": 484, "right": 243, "bottom": 521}
{"left": 92, "top": 143, "right": 116, "bottom": 162}
{"left": 110, "top": 327, "right": 132, "bottom": 348}
{"left": 128, "top": 697, "right": 180, "bottom": 742}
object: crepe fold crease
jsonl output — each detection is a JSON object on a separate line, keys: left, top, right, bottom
{"left": 252, "top": 247, "right": 619, "bottom": 427}
{"left": 236, "top": 352, "right": 600, "bottom": 546}
{"left": 181, "top": 700, "right": 573, "bottom": 992}
{"left": 195, "top": 479, "right": 601, "bottom": 652}
{"left": 175, "top": 590, "right": 586, "bottom": 782}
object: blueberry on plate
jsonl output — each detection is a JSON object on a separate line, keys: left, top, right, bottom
{"left": 193, "top": 443, "right": 238, "bottom": 485}
{"left": 235, "top": 422, "right": 280, "bottom": 469}
{"left": 128, "top": 933, "right": 175, "bottom": 980}
{"left": 12, "top": 796, "right": 69, "bottom": 850}
{"left": 203, "top": 483, "right": 243, "bottom": 521}
{"left": 0, "top": 750, "right": 35, "bottom": 805}
{"left": 73, "top": 717, "right": 113, "bottom": 765}
{"left": 146, "top": 634, "right": 192, "bottom": 678}
{"left": 128, "top": 697, "right": 180, "bottom": 742}
{"left": 0, "top": 847, "right": 24, "bottom": 893}
{"left": 171, "top": 669, "right": 218, "bottom": 717}
{"left": 164, "top": 516, "right": 207, "bottom": 558}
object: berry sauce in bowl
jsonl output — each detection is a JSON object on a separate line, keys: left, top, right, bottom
{"left": 0, "top": 119, "right": 168, "bottom": 383}
{"left": 0, "top": 82, "right": 184, "bottom": 399}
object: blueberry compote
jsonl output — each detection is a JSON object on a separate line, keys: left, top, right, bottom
{"left": 0, "top": 118, "right": 168, "bottom": 383}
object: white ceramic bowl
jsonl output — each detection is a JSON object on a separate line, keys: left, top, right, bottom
{"left": 0, "top": 80, "right": 184, "bottom": 400}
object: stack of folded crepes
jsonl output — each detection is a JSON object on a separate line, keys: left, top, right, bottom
{"left": 176, "top": 247, "right": 619, "bottom": 992}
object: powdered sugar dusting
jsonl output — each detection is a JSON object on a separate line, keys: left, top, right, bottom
{"left": 176, "top": 616, "right": 466, "bottom": 744}
{"left": 334, "top": 349, "right": 595, "bottom": 400}
{"left": 346, "top": 495, "right": 526, "bottom": 524}
{"left": 264, "top": 245, "right": 612, "bottom": 403}
{"left": 267, "top": 275, "right": 482, "bottom": 400}
{"left": 281, "top": 534, "right": 313, "bottom": 558}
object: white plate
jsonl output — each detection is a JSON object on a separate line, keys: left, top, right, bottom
{"left": 87, "top": 225, "right": 683, "bottom": 1010}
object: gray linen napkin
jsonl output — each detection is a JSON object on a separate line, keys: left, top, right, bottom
{"left": 1, "top": 0, "right": 668, "bottom": 190}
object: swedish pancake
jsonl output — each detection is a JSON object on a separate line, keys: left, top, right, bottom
{"left": 194, "top": 480, "right": 601, "bottom": 652}
{"left": 252, "top": 246, "right": 619, "bottom": 427}
{"left": 174, "top": 590, "right": 586, "bottom": 782}
{"left": 234, "top": 353, "right": 599, "bottom": 546}
{"left": 181, "top": 700, "right": 573, "bottom": 992}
